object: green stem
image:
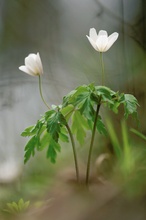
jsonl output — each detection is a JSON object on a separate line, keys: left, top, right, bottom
{"left": 100, "top": 52, "right": 105, "bottom": 86}
{"left": 66, "top": 123, "right": 79, "bottom": 182}
{"left": 38, "top": 75, "right": 50, "bottom": 109}
{"left": 86, "top": 100, "right": 101, "bottom": 185}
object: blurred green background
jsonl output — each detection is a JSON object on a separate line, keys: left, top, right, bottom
{"left": 0, "top": 0, "right": 146, "bottom": 217}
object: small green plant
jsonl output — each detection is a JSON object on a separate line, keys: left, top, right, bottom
{"left": 107, "top": 120, "right": 146, "bottom": 196}
{"left": 107, "top": 120, "right": 136, "bottom": 177}
{"left": 19, "top": 28, "right": 139, "bottom": 186}
{"left": 3, "top": 198, "right": 30, "bottom": 214}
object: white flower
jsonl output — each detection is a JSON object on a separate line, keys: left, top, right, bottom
{"left": 86, "top": 28, "right": 119, "bottom": 52}
{"left": 19, "top": 52, "right": 43, "bottom": 76}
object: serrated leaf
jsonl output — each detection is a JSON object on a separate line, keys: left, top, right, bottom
{"left": 4, "top": 199, "right": 30, "bottom": 214}
{"left": 75, "top": 91, "right": 90, "bottom": 106}
{"left": 21, "top": 125, "right": 36, "bottom": 137}
{"left": 59, "top": 127, "right": 69, "bottom": 143}
{"left": 46, "top": 138, "right": 61, "bottom": 163}
{"left": 63, "top": 84, "right": 92, "bottom": 107}
{"left": 24, "top": 136, "right": 37, "bottom": 163}
{"left": 69, "top": 85, "right": 97, "bottom": 121}
{"left": 46, "top": 111, "right": 66, "bottom": 142}
{"left": 71, "top": 85, "right": 89, "bottom": 100}
{"left": 18, "top": 199, "right": 24, "bottom": 210}
{"left": 22, "top": 108, "right": 67, "bottom": 164}
{"left": 61, "top": 104, "right": 75, "bottom": 121}
{"left": 80, "top": 97, "right": 95, "bottom": 121}
{"left": 21, "top": 116, "right": 46, "bottom": 138}
{"left": 96, "top": 115, "right": 107, "bottom": 136}
{"left": 45, "top": 109, "right": 55, "bottom": 118}
{"left": 90, "top": 92, "right": 100, "bottom": 103}
{"left": 123, "top": 94, "right": 139, "bottom": 119}
{"left": 71, "top": 110, "right": 89, "bottom": 145}
{"left": 96, "top": 86, "right": 115, "bottom": 104}
{"left": 62, "top": 89, "right": 77, "bottom": 106}
{"left": 39, "top": 131, "right": 51, "bottom": 151}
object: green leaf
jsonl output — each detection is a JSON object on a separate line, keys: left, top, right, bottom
{"left": 107, "top": 92, "right": 123, "bottom": 113}
{"left": 59, "top": 127, "right": 69, "bottom": 143}
{"left": 21, "top": 116, "right": 45, "bottom": 138}
{"left": 90, "top": 92, "right": 100, "bottom": 103}
{"left": 46, "top": 138, "right": 61, "bottom": 163}
{"left": 46, "top": 111, "right": 66, "bottom": 142}
{"left": 39, "top": 131, "right": 51, "bottom": 151}
{"left": 23, "top": 201, "right": 30, "bottom": 210}
{"left": 63, "top": 84, "right": 96, "bottom": 106}
{"left": 4, "top": 199, "right": 30, "bottom": 214}
{"left": 106, "top": 119, "right": 122, "bottom": 158}
{"left": 69, "top": 85, "right": 98, "bottom": 120}
{"left": 22, "top": 108, "right": 67, "bottom": 164}
{"left": 96, "top": 115, "right": 107, "bottom": 136}
{"left": 75, "top": 91, "right": 90, "bottom": 106}
{"left": 24, "top": 136, "right": 37, "bottom": 163}
{"left": 96, "top": 86, "right": 115, "bottom": 104}
{"left": 80, "top": 96, "right": 95, "bottom": 120}
{"left": 18, "top": 199, "right": 24, "bottom": 210}
{"left": 21, "top": 125, "right": 36, "bottom": 137}
{"left": 71, "top": 110, "right": 89, "bottom": 145}
{"left": 7, "top": 202, "right": 18, "bottom": 213}
{"left": 61, "top": 104, "right": 75, "bottom": 121}
{"left": 45, "top": 109, "right": 56, "bottom": 119}
{"left": 70, "top": 85, "right": 89, "bottom": 104}
{"left": 123, "top": 94, "right": 139, "bottom": 119}
{"left": 131, "top": 128, "right": 146, "bottom": 141}
{"left": 62, "top": 89, "right": 77, "bottom": 106}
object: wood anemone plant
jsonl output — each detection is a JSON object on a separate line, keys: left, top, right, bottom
{"left": 19, "top": 29, "right": 139, "bottom": 186}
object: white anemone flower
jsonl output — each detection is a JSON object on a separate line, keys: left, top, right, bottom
{"left": 86, "top": 28, "right": 119, "bottom": 52}
{"left": 19, "top": 52, "right": 43, "bottom": 76}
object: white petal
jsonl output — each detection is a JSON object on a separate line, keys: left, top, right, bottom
{"left": 96, "top": 35, "right": 108, "bottom": 52}
{"left": 86, "top": 35, "right": 99, "bottom": 51}
{"left": 36, "top": 52, "right": 43, "bottom": 75}
{"left": 89, "top": 28, "right": 98, "bottom": 42}
{"left": 104, "top": 32, "right": 119, "bottom": 51}
{"left": 19, "top": 66, "right": 35, "bottom": 76}
{"left": 28, "top": 53, "right": 37, "bottom": 59}
{"left": 98, "top": 30, "right": 108, "bottom": 37}
{"left": 25, "top": 55, "right": 39, "bottom": 74}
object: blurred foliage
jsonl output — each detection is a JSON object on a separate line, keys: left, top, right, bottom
{"left": 106, "top": 119, "right": 146, "bottom": 197}
{"left": 3, "top": 198, "right": 30, "bottom": 215}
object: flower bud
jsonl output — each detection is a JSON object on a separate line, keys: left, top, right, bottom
{"left": 19, "top": 52, "right": 43, "bottom": 76}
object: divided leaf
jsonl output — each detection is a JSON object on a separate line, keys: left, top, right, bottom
{"left": 46, "top": 111, "right": 67, "bottom": 142}
{"left": 61, "top": 104, "right": 75, "bottom": 121}
{"left": 59, "top": 127, "right": 69, "bottom": 143}
{"left": 71, "top": 110, "right": 90, "bottom": 145}
{"left": 96, "top": 115, "right": 107, "bottom": 136}
{"left": 4, "top": 199, "right": 30, "bottom": 214}
{"left": 46, "top": 138, "right": 61, "bottom": 163}
{"left": 79, "top": 96, "right": 95, "bottom": 120}
{"left": 24, "top": 136, "right": 37, "bottom": 164}
{"left": 123, "top": 94, "right": 139, "bottom": 119}
{"left": 23, "top": 109, "right": 69, "bottom": 164}
{"left": 22, "top": 83, "right": 139, "bottom": 167}
{"left": 95, "top": 86, "right": 115, "bottom": 104}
